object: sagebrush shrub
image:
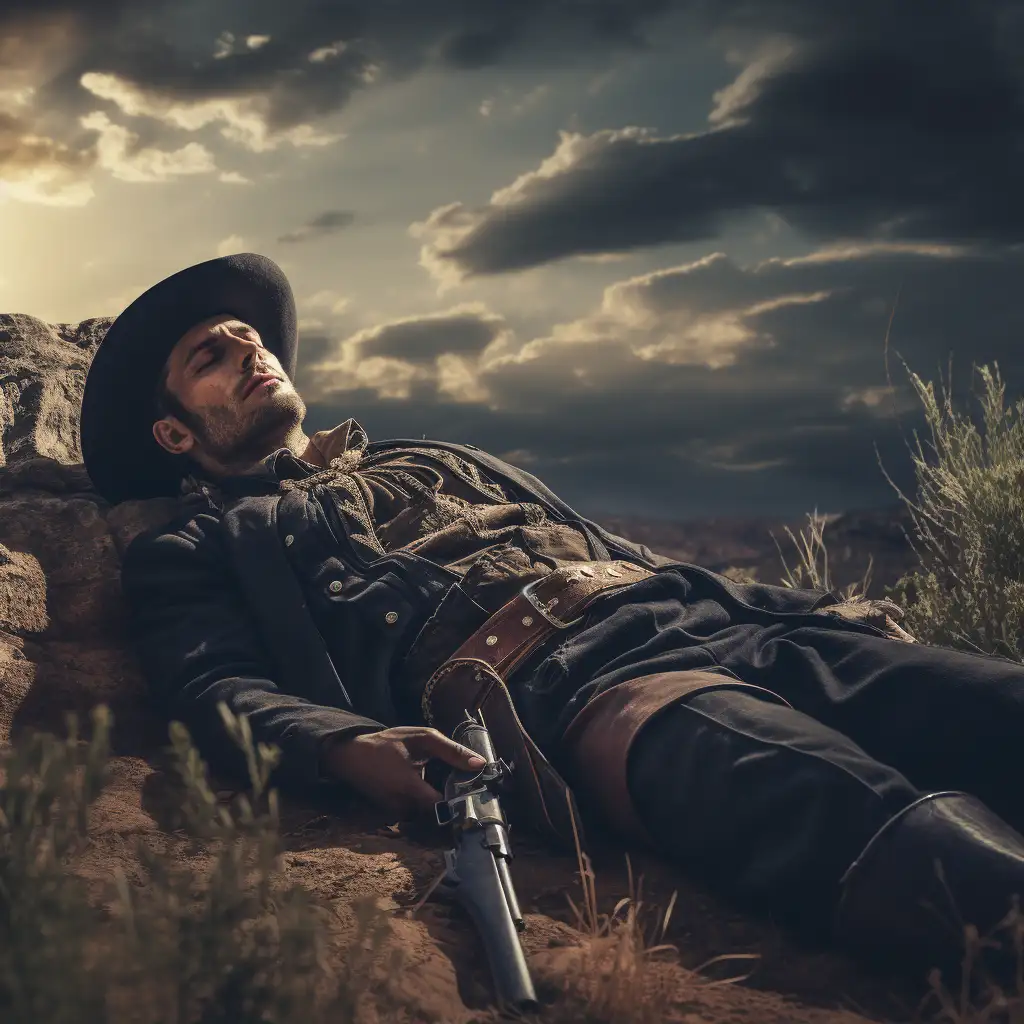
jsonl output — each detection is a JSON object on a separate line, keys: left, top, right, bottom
{"left": 0, "top": 705, "right": 404, "bottom": 1024}
{"left": 882, "top": 362, "right": 1024, "bottom": 661}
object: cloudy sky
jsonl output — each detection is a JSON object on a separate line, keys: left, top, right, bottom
{"left": 2, "top": 0, "right": 1021, "bottom": 520}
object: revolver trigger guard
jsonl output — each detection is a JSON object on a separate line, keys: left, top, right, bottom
{"left": 435, "top": 800, "right": 455, "bottom": 827}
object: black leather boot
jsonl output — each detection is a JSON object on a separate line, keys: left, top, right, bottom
{"left": 834, "top": 791, "right": 1024, "bottom": 988}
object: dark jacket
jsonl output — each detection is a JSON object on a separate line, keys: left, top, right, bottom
{"left": 120, "top": 437, "right": 842, "bottom": 789}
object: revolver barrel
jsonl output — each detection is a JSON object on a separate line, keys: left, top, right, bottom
{"left": 435, "top": 711, "right": 539, "bottom": 1012}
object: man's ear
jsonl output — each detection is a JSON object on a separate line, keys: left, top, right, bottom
{"left": 152, "top": 417, "right": 195, "bottom": 456}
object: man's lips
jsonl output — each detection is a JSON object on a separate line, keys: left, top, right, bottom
{"left": 241, "top": 372, "right": 280, "bottom": 399}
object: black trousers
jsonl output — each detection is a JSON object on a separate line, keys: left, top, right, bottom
{"left": 626, "top": 626, "right": 1024, "bottom": 938}
{"left": 515, "top": 571, "right": 1024, "bottom": 939}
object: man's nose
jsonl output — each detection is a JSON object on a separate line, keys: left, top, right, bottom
{"left": 236, "top": 335, "right": 264, "bottom": 368}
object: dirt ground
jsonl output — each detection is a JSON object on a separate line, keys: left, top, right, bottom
{"left": 68, "top": 742, "right": 941, "bottom": 1024}
{"left": 0, "top": 455, "right": 941, "bottom": 1023}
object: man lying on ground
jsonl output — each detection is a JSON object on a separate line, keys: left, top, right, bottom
{"left": 81, "top": 252, "right": 1024, "bottom": 988}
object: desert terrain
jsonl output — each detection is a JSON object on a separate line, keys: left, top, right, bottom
{"left": 0, "top": 312, "right": 943, "bottom": 1023}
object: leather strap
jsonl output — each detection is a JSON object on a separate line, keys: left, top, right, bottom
{"left": 422, "top": 559, "right": 654, "bottom": 717}
{"left": 424, "top": 657, "right": 586, "bottom": 850}
{"left": 420, "top": 560, "right": 801, "bottom": 856}
{"left": 420, "top": 560, "right": 653, "bottom": 850}
{"left": 561, "top": 671, "right": 794, "bottom": 847}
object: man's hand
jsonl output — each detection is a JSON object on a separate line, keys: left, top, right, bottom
{"left": 322, "top": 726, "right": 486, "bottom": 819}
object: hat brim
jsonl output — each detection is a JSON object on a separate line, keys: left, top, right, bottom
{"left": 81, "top": 253, "right": 297, "bottom": 504}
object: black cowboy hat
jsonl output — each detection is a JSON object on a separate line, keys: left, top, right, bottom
{"left": 80, "top": 253, "right": 297, "bottom": 505}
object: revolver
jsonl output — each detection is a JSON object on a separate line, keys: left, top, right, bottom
{"left": 433, "top": 710, "right": 539, "bottom": 1013}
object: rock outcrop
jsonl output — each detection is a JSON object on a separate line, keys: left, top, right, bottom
{"left": 0, "top": 313, "right": 910, "bottom": 1023}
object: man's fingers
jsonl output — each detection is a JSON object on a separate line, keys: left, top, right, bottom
{"left": 368, "top": 766, "right": 443, "bottom": 819}
{"left": 405, "top": 728, "right": 486, "bottom": 769}
{"left": 403, "top": 772, "right": 445, "bottom": 813}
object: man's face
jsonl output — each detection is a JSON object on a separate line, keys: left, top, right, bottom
{"left": 152, "top": 313, "right": 306, "bottom": 474}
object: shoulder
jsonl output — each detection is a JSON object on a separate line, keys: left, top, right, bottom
{"left": 121, "top": 501, "right": 227, "bottom": 577}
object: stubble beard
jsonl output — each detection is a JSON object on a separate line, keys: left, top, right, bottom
{"left": 192, "top": 383, "right": 307, "bottom": 473}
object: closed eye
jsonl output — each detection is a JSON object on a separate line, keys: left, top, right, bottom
{"left": 196, "top": 346, "right": 223, "bottom": 373}
{"left": 186, "top": 324, "right": 259, "bottom": 375}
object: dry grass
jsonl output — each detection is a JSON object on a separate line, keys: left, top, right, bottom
{"left": 0, "top": 703, "right": 409, "bottom": 1024}
{"left": 557, "top": 795, "right": 683, "bottom": 1024}
{"left": 537, "top": 793, "right": 756, "bottom": 1024}
{"left": 773, "top": 508, "right": 875, "bottom": 600}
{"left": 915, "top": 907, "right": 1024, "bottom": 1023}
{"left": 0, "top": 705, "right": 111, "bottom": 1023}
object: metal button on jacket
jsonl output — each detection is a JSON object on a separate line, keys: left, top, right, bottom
{"left": 284, "top": 534, "right": 295, "bottom": 547}
{"left": 385, "top": 611, "right": 399, "bottom": 625}
{"left": 328, "top": 580, "right": 343, "bottom": 594}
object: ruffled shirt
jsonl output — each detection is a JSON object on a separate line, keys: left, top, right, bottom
{"left": 287, "top": 418, "right": 597, "bottom": 610}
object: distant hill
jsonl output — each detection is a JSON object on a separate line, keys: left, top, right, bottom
{"left": 602, "top": 504, "right": 919, "bottom": 598}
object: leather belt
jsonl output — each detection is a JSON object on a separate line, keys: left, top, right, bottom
{"left": 419, "top": 559, "right": 655, "bottom": 850}
{"left": 421, "top": 559, "right": 654, "bottom": 720}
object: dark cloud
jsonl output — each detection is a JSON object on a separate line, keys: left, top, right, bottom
{"left": 7, "top": 0, "right": 1020, "bottom": 523}
{"left": 299, "top": 243, "right": 1024, "bottom": 519}
{"left": 295, "top": 329, "right": 335, "bottom": 366}
{"left": 0, "top": 111, "right": 92, "bottom": 174}
{"left": 0, "top": 0, "right": 687, "bottom": 167}
{"left": 304, "top": 382, "right": 922, "bottom": 521}
{"left": 295, "top": 304, "right": 510, "bottom": 405}
{"left": 277, "top": 209, "right": 355, "bottom": 244}
{"left": 355, "top": 307, "right": 506, "bottom": 365}
{"left": 0, "top": 0, "right": 129, "bottom": 31}
{"left": 14, "top": 0, "right": 1017, "bottom": 228}
{"left": 415, "top": 0, "right": 1024, "bottom": 278}
{"left": 291, "top": 328, "right": 338, "bottom": 396}
{"left": 433, "top": 0, "right": 675, "bottom": 69}
{"left": 0, "top": 108, "right": 97, "bottom": 202}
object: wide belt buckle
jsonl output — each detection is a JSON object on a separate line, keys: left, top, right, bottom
{"left": 521, "top": 574, "right": 586, "bottom": 629}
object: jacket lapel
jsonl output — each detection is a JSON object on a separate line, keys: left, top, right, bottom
{"left": 221, "top": 494, "right": 355, "bottom": 710}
